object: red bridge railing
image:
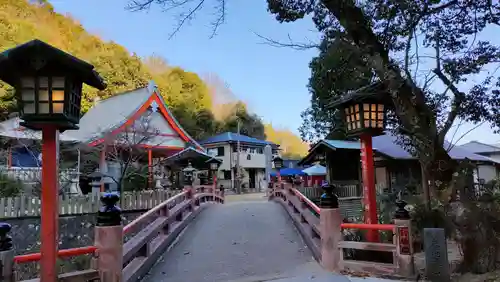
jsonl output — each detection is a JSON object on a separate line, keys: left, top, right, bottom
{"left": 4, "top": 185, "right": 224, "bottom": 281}
{"left": 270, "top": 183, "right": 412, "bottom": 278}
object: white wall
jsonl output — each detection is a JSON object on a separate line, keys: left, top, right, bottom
{"left": 474, "top": 164, "right": 498, "bottom": 183}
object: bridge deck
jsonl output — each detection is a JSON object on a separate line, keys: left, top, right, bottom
{"left": 142, "top": 195, "right": 348, "bottom": 282}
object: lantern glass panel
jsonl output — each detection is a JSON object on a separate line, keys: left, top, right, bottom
{"left": 39, "top": 77, "right": 49, "bottom": 88}
{"left": 52, "top": 77, "right": 65, "bottom": 88}
{"left": 378, "top": 104, "right": 384, "bottom": 111}
{"left": 53, "top": 102, "right": 64, "bottom": 113}
{"left": 363, "top": 103, "right": 369, "bottom": 111}
{"left": 21, "top": 89, "right": 35, "bottom": 102}
{"left": 39, "top": 89, "right": 49, "bottom": 102}
{"left": 21, "top": 77, "right": 34, "bottom": 88}
{"left": 210, "top": 162, "right": 218, "bottom": 170}
{"left": 23, "top": 103, "right": 35, "bottom": 114}
{"left": 38, "top": 103, "right": 49, "bottom": 114}
{"left": 52, "top": 90, "right": 64, "bottom": 101}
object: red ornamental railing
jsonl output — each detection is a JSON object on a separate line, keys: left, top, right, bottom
{"left": 14, "top": 246, "right": 98, "bottom": 264}
{"left": 12, "top": 187, "right": 217, "bottom": 266}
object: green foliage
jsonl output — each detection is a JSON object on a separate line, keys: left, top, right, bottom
{"left": 122, "top": 165, "right": 148, "bottom": 192}
{"left": 0, "top": 172, "right": 23, "bottom": 197}
{"left": 264, "top": 124, "right": 308, "bottom": 158}
{"left": 299, "top": 37, "right": 373, "bottom": 142}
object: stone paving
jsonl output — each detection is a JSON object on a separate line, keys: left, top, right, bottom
{"left": 142, "top": 195, "right": 400, "bottom": 282}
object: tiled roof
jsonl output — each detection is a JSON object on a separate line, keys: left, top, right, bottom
{"left": 199, "top": 132, "right": 277, "bottom": 147}
{"left": 457, "top": 141, "right": 500, "bottom": 154}
{"left": 318, "top": 134, "right": 498, "bottom": 163}
{"left": 62, "top": 86, "right": 152, "bottom": 143}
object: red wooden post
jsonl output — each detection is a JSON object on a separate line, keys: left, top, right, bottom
{"left": 360, "top": 133, "right": 379, "bottom": 242}
{"left": 40, "top": 126, "right": 59, "bottom": 282}
{"left": 320, "top": 208, "right": 342, "bottom": 271}
{"left": 95, "top": 194, "right": 123, "bottom": 282}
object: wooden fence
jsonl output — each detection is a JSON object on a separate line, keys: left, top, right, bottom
{"left": 0, "top": 190, "right": 180, "bottom": 219}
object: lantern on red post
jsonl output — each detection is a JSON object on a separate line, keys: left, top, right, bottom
{"left": 206, "top": 157, "right": 221, "bottom": 196}
{"left": 0, "top": 39, "right": 106, "bottom": 282}
{"left": 273, "top": 156, "right": 284, "bottom": 188}
{"left": 327, "top": 82, "right": 391, "bottom": 243}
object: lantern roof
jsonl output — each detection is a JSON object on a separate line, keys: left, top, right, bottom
{"left": 0, "top": 39, "right": 106, "bottom": 90}
{"left": 326, "top": 82, "right": 392, "bottom": 109}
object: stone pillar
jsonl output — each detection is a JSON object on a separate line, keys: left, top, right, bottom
{"left": 393, "top": 200, "right": 415, "bottom": 278}
{"left": 423, "top": 228, "right": 450, "bottom": 281}
{"left": 95, "top": 193, "right": 123, "bottom": 282}
{"left": 0, "top": 223, "right": 14, "bottom": 282}
{"left": 319, "top": 182, "right": 341, "bottom": 272}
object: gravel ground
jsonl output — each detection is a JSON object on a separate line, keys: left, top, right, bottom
{"left": 142, "top": 200, "right": 321, "bottom": 282}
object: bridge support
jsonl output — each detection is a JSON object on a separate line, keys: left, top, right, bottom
{"left": 95, "top": 193, "right": 123, "bottom": 282}
{"left": 319, "top": 208, "right": 341, "bottom": 272}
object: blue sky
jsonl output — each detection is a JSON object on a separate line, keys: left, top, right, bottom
{"left": 49, "top": 0, "right": 319, "bottom": 134}
{"left": 48, "top": 0, "right": 499, "bottom": 145}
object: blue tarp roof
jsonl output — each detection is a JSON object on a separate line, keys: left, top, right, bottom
{"left": 317, "top": 134, "right": 499, "bottom": 163}
{"left": 199, "top": 132, "right": 277, "bottom": 147}
{"left": 270, "top": 168, "right": 306, "bottom": 177}
{"left": 302, "top": 164, "right": 327, "bottom": 176}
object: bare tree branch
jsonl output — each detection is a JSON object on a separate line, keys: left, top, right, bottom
{"left": 254, "top": 32, "right": 319, "bottom": 50}
{"left": 127, "top": 0, "right": 227, "bottom": 39}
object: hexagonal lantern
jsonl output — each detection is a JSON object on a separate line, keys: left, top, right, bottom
{"left": 206, "top": 158, "right": 221, "bottom": 172}
{"left": 273, "top": 156, "right": 284, "bottom": 169}
{"left": 0, "top": 39, "right": 106, "bottom": 130}
{"left": 328, "top": 82, "right": 391, "bottom": 137}
{"left": 183, "top": 161, "right": 196, "bottom": 185}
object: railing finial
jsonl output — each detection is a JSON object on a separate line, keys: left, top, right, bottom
{"left": 319, "top": 181, "right": 339, "bottom": 209}
{"left": 97, "top": 192, "right": 122, "bottom": 226}
{"left": 0, "top": 223, "right": 12, "bottom": 251}
{"left": 394, "top": 199, "right": 410, "bottom": 219}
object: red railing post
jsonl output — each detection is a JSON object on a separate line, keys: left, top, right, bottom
{"left": 187, "top": 186, "right": 195, "bottom": 211}
{"left": 0, "top": 223, "right": 14, "bottom": 282}
{"left": 95, "top": 193, "right": 123, "bottom": 282}
{"left": 394, "top": 200, "right": 415, "bottom": 277}
{"left": 318, "top": 192, "right": 342, "bottom": 272}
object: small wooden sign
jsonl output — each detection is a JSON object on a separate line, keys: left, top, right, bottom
{"left": 399, "top": 226, "right": 410, "bottom": 255}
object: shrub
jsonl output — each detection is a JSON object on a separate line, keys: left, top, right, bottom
{"left": 0, "top": 172, "right": 24, "bottom": 197}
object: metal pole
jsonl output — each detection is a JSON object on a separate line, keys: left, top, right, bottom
{"left": 40, "top": 126, "right": 59, "bottom": 282}
{"left": 236, "top": 121, "right": 241, "bottom": 194}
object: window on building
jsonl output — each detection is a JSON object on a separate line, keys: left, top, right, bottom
{"left": 257, "top": 148, "right": 263, "bottom": 154}
{"left": 223, "top": 170, "right": 231, "bottom": 180}
{"left": 207, "top": 148, "right": 217, "bottom": 156}
{"left": 249, "top": 148, "right": 256, "bottom": 154}
{"left": 217, "top": 147, "right": 225, "bottom": 156}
